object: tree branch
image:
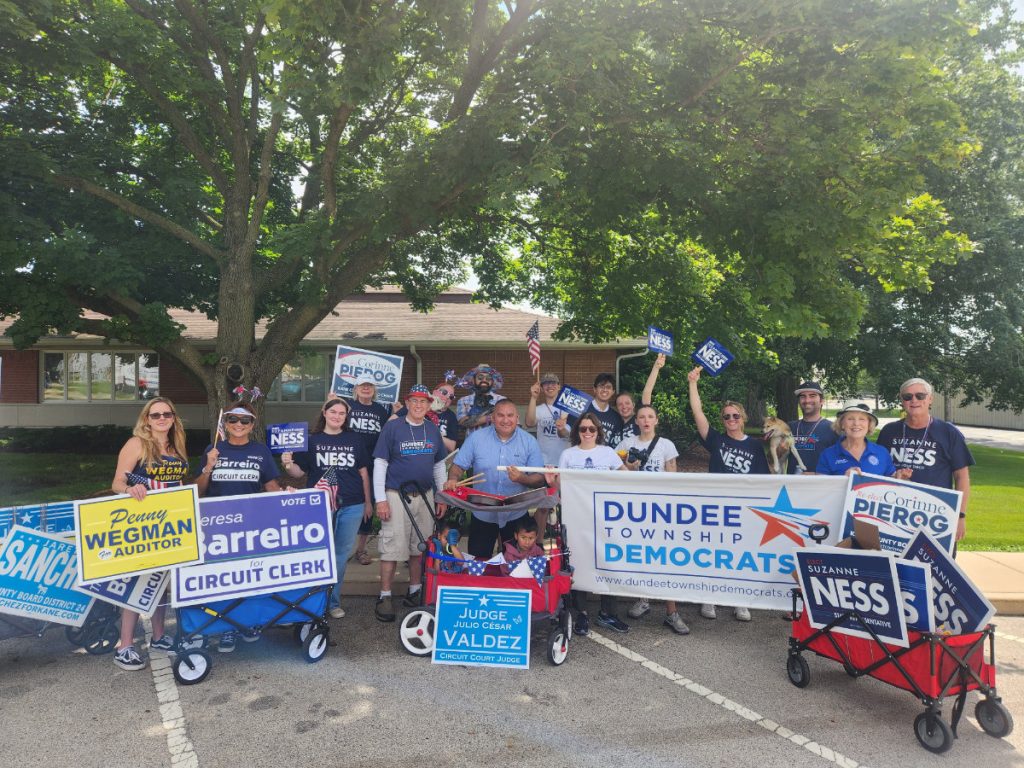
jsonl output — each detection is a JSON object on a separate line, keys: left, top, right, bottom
{"left": 322, "top": 103, "right": 355, "bottom": 220}
{"left": 51, "top": 172, "right": 224, "bottom": 262}
{"left": 243, "top": 110, "right": 285, "bottom": 254}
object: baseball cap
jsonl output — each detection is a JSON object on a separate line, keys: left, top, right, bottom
{"left": 794, "top": 381, "right": 824, "bottom": 396}
{"left": 406, "top": 384, "right": 432, "bottom": 400}
{"left": 540, "top": 373, "right": 560, "bottom": 385}
{"left": 354, "top": 374, "right": 376, "bottom": 386}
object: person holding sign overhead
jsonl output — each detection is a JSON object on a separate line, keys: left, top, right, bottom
{"left": 281, "top": 397, "right": 372, "bottom": 620}
{"left": 109, "top": 398, "right": 191, "bottom": 671}
{"left": 526, "top": 372, "right": 570, "bottom": 466}
{"left": 688, "top": 366, "right": 767, "bottom": 622}
{"left": 612, "top": 352, "right": 667, "bottom": 446}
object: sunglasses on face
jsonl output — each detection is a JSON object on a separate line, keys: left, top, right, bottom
{"left": 578, "top": 425, "right": 598, "bottom": 434}
{"left": 148, "top": 411, "right": 174, "bottom": 420}
{"left": 226, "top": 415, "right": 254, "bottom": 425}
{"left": 901, "top": 392, "right": 928, "bottom": 401}
{"left": 722, "top": 414, "right": 742, "bottom": 421}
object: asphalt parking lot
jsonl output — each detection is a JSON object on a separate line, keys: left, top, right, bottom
{"left": 1, "top": 598, "right": 1021, "bottom": 768}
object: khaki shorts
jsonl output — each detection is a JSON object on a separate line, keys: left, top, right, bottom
{"left": 379, "top": 489, "right": 435, "bottom": 561}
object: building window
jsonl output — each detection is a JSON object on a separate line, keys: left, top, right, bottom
{"left": 268, "top": 353, "right": 330, "bottom": 403}
{"left": 42, "top": 352, "right": 160, "bottom": 401}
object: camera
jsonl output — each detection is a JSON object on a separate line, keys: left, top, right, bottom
{"left": 627, "top": 447, "right": 650, "bottom": 465}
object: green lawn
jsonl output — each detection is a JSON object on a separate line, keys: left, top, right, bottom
{"left": 1, "top": 446, "right": 1020, "bottom": 550}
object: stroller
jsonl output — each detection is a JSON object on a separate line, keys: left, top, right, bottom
{"left": 394, "top": 481, "right": 574, "bottom": 665}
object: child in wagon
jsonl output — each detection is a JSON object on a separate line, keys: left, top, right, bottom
{"left": 500, "top": 517, "right": 545, "bottom": 576}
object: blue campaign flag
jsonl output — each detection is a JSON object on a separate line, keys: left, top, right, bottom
{"left": 895, "top": 560, "right": 935, "bottom": 633}
{"left": 553, "top": 385, "right": 593, "bottom": 419}
{"left": 691, "top": 336, "right": 735, "bottom": 376}
{"left": 432, "top": 586, "right": 532, "bottom": 669}
{"left": 796, "top": 546, "right": 908, "bottom": 647}
{"left": 0, "top": 526, "right": 96, "bottom": 627}
{"left": 267, "top": 422, "right": 308, "bottom": 454}
{"left": 647, "top": 326, "right": 674, "bottom": 356}
{"left": 172, "top": 489, "right": 336, "bottom": 607}
{"left": 902, "top": 530, "right": 995, "bottom": 634}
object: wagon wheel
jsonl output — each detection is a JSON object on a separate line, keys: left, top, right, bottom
{"left": 975, "top": 699, "right": 1014, "bottom": 738}
{"left": 914, "top": 712, "right": 954, "bottom": 754}
{"left": 302, "top": 629, "right": 329, "bottom": 663}
{"left": 172, "top": 650, "right": 212, "bottom": 686}
{"left": 399, "top": 609, "right": 435, "bottom": 656}
{"left": 786, "top": 654, "right": 810, "bottom": 688}
{"left": 547, "top": 628, "right": 569, "bottom": 666}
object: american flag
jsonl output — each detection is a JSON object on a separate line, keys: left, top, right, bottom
{"left": 314, "top": 466, "right": 339, "bottom": 512}
{"left": 466, "top": 553, "right": 505, "bottom": 576}
{"left": 125, "top": 471, "right": 175, "bottom": 490}
{"left": 525, "top": 320, "right": 541, "bottom": 375}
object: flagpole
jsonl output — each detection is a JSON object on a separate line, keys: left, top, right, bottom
{"left": 212, "top": 407, "right": 223, "bottom": 447}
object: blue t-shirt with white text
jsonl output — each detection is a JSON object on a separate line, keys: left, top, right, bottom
{"left": 201, "top": 441, "right": 278, "bottom": 497}
{"left": 374, "top": 417, "right": 446, "bottom": 492}
{"left": 699, "top": 428, "right": 770, "bottom": 475}
{"left": 293, "top": 431, "right": 370, "bottom": 506}
{"left": 345, "top": 399, "right": 391, "bottom": 455}
{"left": 876, "top": 418, "right": 974, "bottom": 489}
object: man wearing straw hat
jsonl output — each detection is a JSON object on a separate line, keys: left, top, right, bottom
{"left": 455, "top": 363, "right": 506, "bottom": 433}
{"left": 444, "top": 400, "right": 546, "bottom": 558}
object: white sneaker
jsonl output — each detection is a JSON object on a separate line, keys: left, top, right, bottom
{"left": 700, "top": 603, "right": 717, "bottom": 620}
{"left": 734, "top": 607, "right": 752, "bottom": 622}
{"left": 627, "top": 599, "right": 650, "bottom": 619}
{"left": 329, "top": 606, "right": 346, "bottom": 619}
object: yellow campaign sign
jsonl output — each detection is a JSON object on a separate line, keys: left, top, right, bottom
{"left": 75, "top": 486, "right": 203, "bottom": 584}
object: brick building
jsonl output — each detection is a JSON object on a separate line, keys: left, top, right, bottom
{"left": 0, "top": 287, "right": 645, "bottom": 429}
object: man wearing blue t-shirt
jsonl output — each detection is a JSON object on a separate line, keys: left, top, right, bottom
{"left": 877, "top": 377, "right": 975, "bottom": 543}
{"left": 372, "top": 385, "right": 448, "bottom": 621}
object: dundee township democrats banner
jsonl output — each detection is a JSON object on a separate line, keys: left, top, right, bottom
{"left": 75, "top": 486, "right": 202, "bottom": 585}
{"left": 840, "top": 473, "right": 961, "bottom": 555}
{"left": 0, "top": 526, "right": 96, "bottom": 627}
{"left": 172, "top": 489, "right": 335, "bottom": 607}
{"left": 561, "top": 471, "right": 847, "bottom": 611}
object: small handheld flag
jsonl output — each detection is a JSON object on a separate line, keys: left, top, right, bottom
{"left": 314, "top": 465, "right": 340, "bottom": 512}
{"left": 526, "top": 320, "right": 541, "bottom": 376}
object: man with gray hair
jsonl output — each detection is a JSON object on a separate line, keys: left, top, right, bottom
{"left": 877, "top": 377, "right": 975, "bottom": 543}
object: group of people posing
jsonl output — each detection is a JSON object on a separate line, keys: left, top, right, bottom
{"left": 105, "top": 361, "right": 973, "bottom": 670}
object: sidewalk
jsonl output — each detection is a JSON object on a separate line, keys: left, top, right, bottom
{"left": 341, "top": 540, "right": 1024, "bottom": 616}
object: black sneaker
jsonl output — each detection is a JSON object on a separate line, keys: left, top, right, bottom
{"left": 375, "top": 595, "right": 396, "bottom": 622}
{"left": 113, "top": 646, "right": 147, "bottom": 671}
{"left": 149, "top": 635, "right": 174, "bottom": 652}
{"left": 595, "top": 611, "right": 630, "bottom": 633}
{"left": 574, "top": 611, "right": 590, "bottom": 636}
{"left": 401, "top": 589, "right": 423, "bottom": 608}
{"left": 218, "top": 632, "right": 237, "bottom": 653}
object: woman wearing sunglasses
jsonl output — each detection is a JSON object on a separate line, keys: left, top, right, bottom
{"left": 197, "top": 402, "right": 282, "bottom": 498}
{"left": 546, "top": 413, "right": 630, "bottom": 636}
{"left": 281, "top": 398, "right": 372, "bottom": 620}
{"left": 688, "top": 366, "right": 768, "bottom": 622}
{"left": 109, "top": 398, "right": 191, "bottom": 671}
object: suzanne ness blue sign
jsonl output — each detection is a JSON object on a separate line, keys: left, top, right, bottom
{"left": 895, "top": 560, "right": 935, "bottom": 633}
{"left": 267, "top": 422, "right": 308, "bottom": 454}
{"left": 0, "top": 526, "right": 95, "bottom": 627}
{"left": 433, "top": 586, "right": 532, "bottom": 669}
{"left": 691, "top": 336, "right": 734, "bottom": 376}
{"left": 552, "top": 385, "right": 593, "bottom": 419}
{"left": 796, "top": 546, "right": 908, "bottom": 647}
{"left": 647, "top": 326, "right": 674, "bottom": 356}
{"left": 902, "top": 530, "right": 995, "bottom": 635}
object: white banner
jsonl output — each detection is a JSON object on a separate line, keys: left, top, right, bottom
{"left": 561, "top": 471, "right": 848, "bottom": 610}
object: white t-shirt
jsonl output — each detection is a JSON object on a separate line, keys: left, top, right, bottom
{"left": 558, "top": 445, "right": 623, "bottom": 471}
{"left": 617, "top": 435, "right": 679, "bottom": 472}
{"left": 534, "top": 402, "right": 570, "bottom": 466}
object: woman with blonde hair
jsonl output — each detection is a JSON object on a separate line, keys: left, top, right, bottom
{"left": 109, "top": 397, "right": 191, "bottom": 670}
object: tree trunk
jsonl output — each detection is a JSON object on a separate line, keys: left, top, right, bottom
{"left": 744, "top": 382, "right": 767, "bottom": 428}
{"left": 775, "top": 373, "right": 800, "bottom": 422}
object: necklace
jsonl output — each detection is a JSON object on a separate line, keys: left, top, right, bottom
{"left": 408, "top": 419, "right": 426, "bottom": 445}
{"left": 899, "top": 416, "right": 933, "bottom": 466}
{"left": 794, "top": 418, "right": 822, "bottom": 442}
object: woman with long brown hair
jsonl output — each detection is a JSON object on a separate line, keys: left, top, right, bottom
{"left": 109, "top": 397, "right": 190, "bottom": 670}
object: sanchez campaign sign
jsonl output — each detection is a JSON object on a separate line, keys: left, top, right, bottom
{"left": 902, "top": 531, "right": 995, "bottom": 635}
{"left": 840, "top": 473, "right": 961, "bottom": 554}
{"left": 75, "top": 486, "right": 202, "bottom": 585}
{"left": 433, "top": 586, "right": 532, "bottom": 669}
{"left": 331, "top": 345, "right": 404, "bottom": 404}
{"left": 75, "top": 570, "right": 169, "bottom": 618}
{"left": 172, "top": 489, "right": 335, "bottom": 607}
{"left": 796, "top": 547, "right": 908, "bottom": 647}
{"left": 560, "top": 471, "right": 847, "bottom": 611}
{"left": 0, "top": 527, "right": 95, "bottom": 627}
{"left": 267, "top": 422, "right": 308, "bottom": 454}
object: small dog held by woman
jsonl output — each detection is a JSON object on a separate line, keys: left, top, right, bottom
{"left": 762, "top": 416, "right": 806, "bottom": 474}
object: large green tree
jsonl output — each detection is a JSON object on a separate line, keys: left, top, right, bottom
{"left": 0, "top": 0, "right": 990, "bottom": 420}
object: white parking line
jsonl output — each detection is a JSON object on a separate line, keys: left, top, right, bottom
{"left": 588, "top": 631, "right": 871, "bottom": 768}
{"left": 995, "top": 630, "right": 1024, "bottom": 646}
{"left": 145, "top": 620, "right": 200, "bottom": 768}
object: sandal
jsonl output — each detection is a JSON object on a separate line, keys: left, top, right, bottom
{"left": 355, "top": 550, "right": 372, "bottom": 566}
